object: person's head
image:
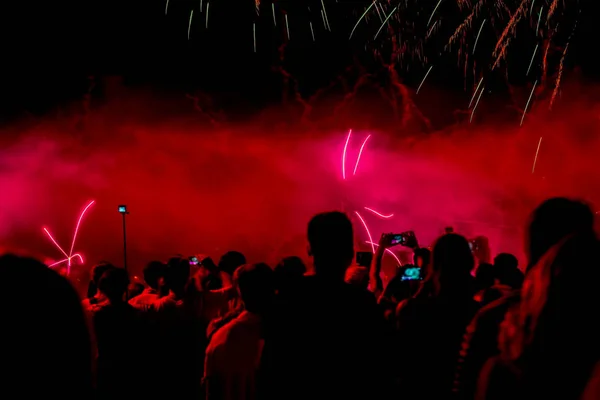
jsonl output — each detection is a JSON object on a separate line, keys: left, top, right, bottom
{"left": 218, "top": 251, "right": 246, "bottom": 280}
{"left": 307, "top": 211, "right": 354, "bottom": 279}
{"left": 527, "top": 197, "right": 595, "bottom": 269}
{"left": 97, "top": 267, "right": 130, "bottom": 303}
{"left": 196, "top": 256, "right": 222, "bottom": 290}
{"left": 166, "top": 257, "right": 191, "bottom": 296}
{"left": 143, "top": 261, "right": 166, "bottom": 290}
{"left": 413, "top": 248, "right": 431, "bottom": 269}
{"left": 430, "top": 233, "right": 475, "bottom": 296}
{"left": 87, "top": 262, "right": 115, "bottom": 298}
{"left": 500, "top": 233, "right": 600, "bottom": 397}
{"left": 494, "top": 253, "right": 523, "bottom": 289}
{"left": 0, "top": 254, "right": 92, "bottom": 398}
{"left": 235, "top": 263, "right": 275, "bottom": 314}
{"left": 474, "top": 263, "right": 495, "bottom": 292}
{"left": 413, "top": 247, "right": 432, "bottom": 279}
{"left": 274, "top": 256, "right": 306, "bottom": 291}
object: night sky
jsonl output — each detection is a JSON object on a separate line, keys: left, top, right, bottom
{"left": 1, "top": 0, "right": 599, "bottom": 121}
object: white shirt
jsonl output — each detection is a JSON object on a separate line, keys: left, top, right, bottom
{"left": 204, "top": 311, "right": 264, "bottom": 400}
{"left": 128, "top": 288, "right": 159, "bottom": 311}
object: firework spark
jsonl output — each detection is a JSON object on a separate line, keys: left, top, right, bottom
{"left": 520, "top": 80, "right": 538, "bottom": 126}
{"left": 472, "top": 19, "right": 487, "bottom": 54}
{"left": 532, "top": 136, "right": 543, "bottom": 173}
{"left": 416, "top": 65, "right": 433, "bottom": 95}
{"left": 470, "top": 86, "right": 485, "bottom": 123}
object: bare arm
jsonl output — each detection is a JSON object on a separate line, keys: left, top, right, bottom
{"left": 369, "top": 243, "right": 385, "bottom": 296}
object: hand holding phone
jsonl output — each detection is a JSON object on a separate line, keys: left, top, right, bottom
{"left": 400, "top": 266, "right": 423, "bottom": 281}
{"left": 381, "top": 231, "right": 418, "bottom": 249}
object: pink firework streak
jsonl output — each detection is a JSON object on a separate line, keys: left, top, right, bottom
{"left": 342, "top": 132, "right": 398, "bottom": 264}
{"left": 42, "top": 200, "right": 95, "bottom": 276}
{"left": 342, "top": 129, "right": 352, "bottom": 180}
{"left": 364, "top": 207, "right": 394, "bottom": 219}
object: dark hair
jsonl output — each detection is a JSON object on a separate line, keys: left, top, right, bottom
{"left": 166, "top": 257, "right": 191, "bottom": 296}
{"left": 527, "top": 198, "right": 594, "bottom": 269}
{"left": 98, "top": 268, "right": 130, "bottom": 302}
{"left": 502, "top": 232, "right": 600, "bottom": 398}
{"left": 307, "top": 211, "right": 354, "bottom": 278}
{"left": 0, "top": 254, "right": 93, "bottom": 398}
{"left": 236, "top": 263, "right": 275, "bottom": 314}
{"left": 413, "top": 248, "right": 431, "bottom": 268}
{"left": 143, "top": 261, "right": 165, "bottom": 290}
{"left": 431, "top": 233, "right": 475, "bottom": 297}
{"left": 274, "top": 256, "right": 306, "bottom": 290}
{"left": 218, "top": 251, "right": 247, "bottom": 277}
{"left": 494, "top": 253, "right": 523, "bottom": 288}
{"left": 87, "top": 262, "right": 116, "bottom": 298}
{"left": 474, "top": 263, "right": 495, "bottom": 292}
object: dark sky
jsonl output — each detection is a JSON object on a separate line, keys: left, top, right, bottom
{"left": 1, "top": 0, "right": 598, "bottom": 120}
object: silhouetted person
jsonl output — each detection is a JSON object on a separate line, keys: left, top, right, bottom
{"left": 0, "top": 254, "right": 93, "bottom": 399}
{"left": 477, "top": 231, "right": 600, "bottom": 400}
{"left": 454, "top": 198, "right": 595, "bottom": 400}
{"left": 151, "top": 256, "right": 202, "bottom": 399}
{"left": 129, "top": 260, "right": 165, "bottom": 310}
{"left": 396, "top": 233, "right": 477, "bottom": 400}
{"left": 414, "top": 247, "right": 431, "bottom": 271}
{"left": 86, "top": 262, "right": 115, "bottom": 299}
{"left": 218, "top": 251, "right": 247, "bottom": 288}
{"left": 204, "top": 263, "right": 275, "bottom": 400}
{"left": 198, "top": 256, "right": 223, "bottom": 291}
{"left": 474, "top": 263, "right": 495, "bottom": 303}
{"left": 93, "top": 267, "right": 140, "bottom": 399}
{"left": 493, "top": 253, "right": 523, "bottom": 289}
{"left": 274, "top": 256, "right": 306, "bottom": 295}
{"left": 83, "top": 262, "right": 115, "bottom": 310}
{"left": 262, "top": 212, "right": 389, "bottom": 400}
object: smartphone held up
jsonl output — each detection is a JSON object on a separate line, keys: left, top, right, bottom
{"left": 385, "top": 231, "right": 417, "bottom": 249}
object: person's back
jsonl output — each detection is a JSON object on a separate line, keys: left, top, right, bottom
{"left": 396, "top": 233, "right": 478, "bottom": 400}
{"left": 0, "top": 254, "right": 93, "bottom": 399}
{"left": 278, "top": 275, "right": 385, "bottom": 398}
{"left": 454, "top": 198, "right": 596, "bottom": 400}
{"left": 262, "top": 212, "right": 389, "bottom": 400}
{"left": 92, "top": 268, "right": 141, "bottom": 399}
{"left": 204, "top": 263, "right": 275, "bottom": 400}
{"left": 477, "top": 231, "right": 600, "bottom": 400}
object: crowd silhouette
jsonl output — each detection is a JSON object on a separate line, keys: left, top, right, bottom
{"left": 1, "top": 197, "right": 599, "bottom": 400}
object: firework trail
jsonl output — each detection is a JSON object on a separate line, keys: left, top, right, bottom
{"left": 341, "top": 132, "right": 400, "bottom": 265}
{"left": 42, "top": 200, "right": 95, "bottom": 276}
